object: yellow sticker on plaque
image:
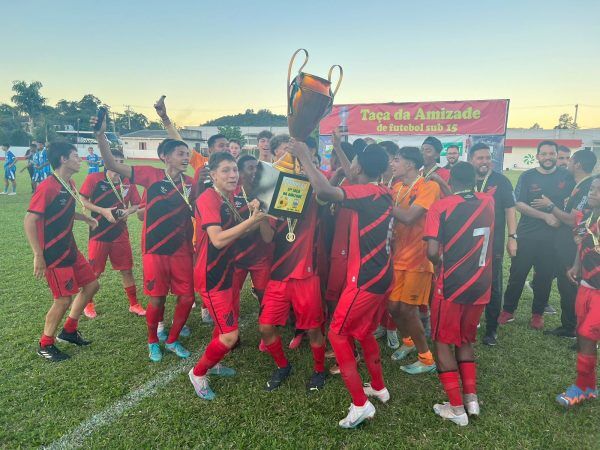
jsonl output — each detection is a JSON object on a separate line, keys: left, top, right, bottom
{"left": 273, "top": 175, "right": 311, "bottom": 214}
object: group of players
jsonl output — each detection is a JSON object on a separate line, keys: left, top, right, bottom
{"left": 23, "top": 98, "right": 599, "bottom": 429}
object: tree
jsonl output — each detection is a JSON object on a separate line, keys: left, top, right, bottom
{"left": 205, "top": 109, "right": 287, "bottom": 126}
{"left": 529, "top": 123, "right": 542, "bottom": 130}
{"left": 114, "top": 110, "right": 149, "bottom": 133}
{"left": 11, "top": 80, "right": 46, "bottom": 132}
{"left": 554, "top": 113, "right": 579, "bottom": 130}
{"left": 147, "top": 121, "right": 165, "bottom": 130}
{"left": 218, "top": 125, "right": 247, "bottom": 146}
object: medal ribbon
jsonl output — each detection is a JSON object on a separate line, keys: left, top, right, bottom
{"left": 106, "top": 173, "right": 125, "bottom": 206}
{"left": 394, "top": 176, "right": 422, "bottom": 206}
{"left": 475, "top": 170, "right": 491, "bottom": 193}
{"left": 165, "top": 171, "right": 192, "bottom": 211}
{"left": 52, "top": 171, "right": 85, "bottom": 211}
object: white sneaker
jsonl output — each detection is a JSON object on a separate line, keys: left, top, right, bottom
{"left": 0, "top": 192, "right": 6, "bottom": 195}
{"left": 201, "top": 307, "right": 213, "bottom": 324}
{"left": 386, "top": 330, "right": 400, "bottom": 349}
{"left": 7, "top": 192, "right": 16, "bottom": 196}
{"left": 338, "top": 401, "right": 376, "bottom": 428}
{"left": 188, "top": 369, "right": 215, "bottom": 400}
{"left": 363, "top": 383, "right": 390, "bottom": 403}
{"left": 463, "top": 394, "right": 480, "bottom": 416}
{"left": 433, "top": 402, "right": 469, "bottom": 426}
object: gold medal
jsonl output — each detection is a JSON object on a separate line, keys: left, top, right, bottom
{"left": 286, "top": 232, "right": 296, "bottom": 242}
{"left": 584, "top": 213, "right": 600, "bottom": 253}
{"left": 286, "top": 217, "right": 298, "bottom": 242}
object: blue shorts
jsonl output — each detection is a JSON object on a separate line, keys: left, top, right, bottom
{"left": 4, "top": 169, "right": 15, "bottom": 180}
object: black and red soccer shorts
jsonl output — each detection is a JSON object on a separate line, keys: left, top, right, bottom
{"left": 45, "top": 251, "right": 96, "bottom": 299}
{"left": 142, "top": 252, "right": 194, "bottom": 297}
{"left": 430, "top": 294, "right": 485, "bottom": 346}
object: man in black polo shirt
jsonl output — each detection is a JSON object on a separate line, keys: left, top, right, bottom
{"left": 499, "top": 140, "right": 574, "bottom": 330}
{"left": 468, "top": 143, "right": 517, "bottom": 346}
{"left": 530, "top": 149, "right": 597, "bottom": 337}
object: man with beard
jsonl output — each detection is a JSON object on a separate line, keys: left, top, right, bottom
{"left": 557, "top": 145, "right": 572, "bottom": 169}
{"left": 468, "top": 143, "right": 517, "bottom": 346}
{"left": 499, "top": 141, "right": 574, "bottom": 330}
{"left": 444, "top": 145, "right": 460, "bottom": 169}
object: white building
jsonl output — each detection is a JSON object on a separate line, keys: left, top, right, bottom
{"left": 121, "top": 129, "right": 203, "bottom": 159}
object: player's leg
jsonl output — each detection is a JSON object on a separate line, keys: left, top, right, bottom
{"left": 3, "top": 176, "right": 8, "bottom": 193}
{"left": 85, "top": 240, "right": 110, "bottom": 319}
{"left": 38, "top": 296, "right": 72, "bottom": 361}
{"left": 483, "top": 254, "right": 503, "bottom": 345}
{"left": 529, "top": 243, "right": 556, "bottom": 329}
{"left": 500, "top": 239, "right": 536, "bottom": 323}
{"left": 549, "top": 265, "right": 577, "bottom": 337}
{"left": 164, "top": 254, "right": 194, "bottom": 357}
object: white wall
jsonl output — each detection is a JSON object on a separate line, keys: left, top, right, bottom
{"left": 503, "top": 146, "right": 539, "bottom": 170}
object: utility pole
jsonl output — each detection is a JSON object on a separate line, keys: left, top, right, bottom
{"left": 574, "top": 104, "right": 579, "bottom": 127}
{"left": 124, "top": 105, "right": 132, "bottom": 130}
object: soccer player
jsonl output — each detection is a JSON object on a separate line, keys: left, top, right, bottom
{"left": 257, "top": 130, "right": 274, "bottom": 163}
{"left": 444, "top": 144, "right": 460, "bottom": 169}
{"left": 228, "top": 139, "right": 242, "bottom": 160}
{"left": 32, "top": 141, "right": 50, "bottom": 187}
{"left": 86, "top": 147, "right": 102, "bottom": 174}
{"left": 468, "top": 143, "right": 517, "bottom": 346}
{"left": 291, "top": 140, "right": 393, "bottom": 428}
{"left": 189, "top": 152, "right": 269, "bottom": 400}
{"left": 420, "top": 136, "right": 451, "bottom": 196}
{"left": 2, "top": 144, "right": 17, "bottom": 195}
{"left": 424, "top": 162, "right": 495, "bottom": 426}
{"left": 20, "top": 144, "right": 37, "bottom": 193}
{"left": 556, "top": 176, "right": 600, "bottom": 407}
{"left": 79, "top": 149, "right": 145, "bottom": 318}
{"left": 24, "top": 142, "right": 101, "bottom": 362}
{"left": 93, "top": 115, "right": 195, "bottom": 363}
{"left": 387, "top": 147, "right": 439, "bottom": 374}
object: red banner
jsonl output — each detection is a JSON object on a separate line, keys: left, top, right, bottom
{"left": 320, "top": 99, "right": 509, "bottom": 136}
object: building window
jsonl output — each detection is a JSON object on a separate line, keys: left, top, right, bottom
{"left": 139, "top": 142, "right": 147, "bottom": 150}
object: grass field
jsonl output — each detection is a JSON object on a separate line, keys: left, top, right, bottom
{"left": 0, "top": 164, "right": 598, "bottom": 449}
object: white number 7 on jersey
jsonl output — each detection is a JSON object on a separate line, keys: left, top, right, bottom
{"left": 473, "top": 227, "right": 490, "bottom": 267}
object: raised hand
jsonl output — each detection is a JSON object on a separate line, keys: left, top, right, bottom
{"left": 154, "top": 95, "right": 168, "bottom": 120}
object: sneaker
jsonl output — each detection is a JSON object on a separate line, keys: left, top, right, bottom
{"left": 258, "top": 339, "right": 267, "bottom": 352}
{"left": 498, "top": 311, "right": 514, "bottom": 325}
{"left": 338, "top": 401, "right": 376, "bottom": 429}
{"left": 157, "top": 327, "right": 168, "bottom": 343}
{"left": 7, "top": 192, "right": 16, "bottom": 196}
{"left": 179, "top": 325, "right": 191, "bottom": 338}
{"left": 363, "top": 383, "right": 390, "bottom": 403}
{"left": 57, "top": 329, "right": 91, "bottom": 346}
{"left": 148, "top": 343, "right": 162, "bottom": 362}
{"left": 289, "top": 333, "right": 304, "bottom": 350}
{"left": 325, "top": 349, "right": 336, "bottom": 359}
{"left": 207, "top": 363, "right": 236, "bottom": 377}
{"left": 37, "top": 344, "right": 70, "bottom": 362}
{"left": 463, "top": 393, "right": 480, "bottom": 416}
{"left": 201, "top": 308, "right": 213, "bottom": 324}
{"left": 330, "top": 352, "right": 360, "bottom": 375}
{"left": 543, "top": 327, "right": 576, "bottom": 338}
{"left": 83, "top": 302, "right": 97, "bottom": 319}
{"left": 391, "top": 344, "right": 416, "bottom": 361}
{"left": 165, "top": 341, "right": 190, "bottom": 358}
{"left": 129, "top": 303, "right": 146, "bottom": 316}
{"left": 188, "top": 369, "right": 215, "bottom": 400}
{"left": 400, "top": 360, "right": 437, "bottom": 375}
{"left": 265, "top": 364, "right": 293, "bottom": 391}
{"left": 373, "top": 325, "right": 386, "bottom": 339}
{"left": 482, "top": 333, "right": 497, "bottom": 346}
{"left": 433, "top": 402, "right": 469, "bottom": 426}
{"left": 544, "top": 305, "right": 557, "bottom": 315}
{"left": 306, "top": 371, "right": 327, "bottom": 393}
{"left": 386, "top": 330, "right": 400, "bottom": 349}
{"left": 530, "top": 314, "right": 544, "bottom": 330}
{"left": 0, "top": 191, "right": 6, "bottom": 195}
{"left": 556, "top": 384, "right": 598, "bottom": 407}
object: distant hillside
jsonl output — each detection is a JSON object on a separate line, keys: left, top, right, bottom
{"left": 203, "top": 109, "right": 287, "bottom": 126}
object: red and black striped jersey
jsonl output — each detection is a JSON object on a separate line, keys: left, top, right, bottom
{"left": 80, "top": 172, "right": 141, "bottom": 242}
{"left": 424, "top": 192, "right": 495, "bottom": 305}
{"left": 340, "top": 183, "right": 393, "bottom": 294}
{"left": 575, "top": 211, "right": 600, "bottom": 290}
{"left": 195, "top": 188, "right": 237, "bottom": 292}
{"left": 131, "top": 166, "right": 194, "bottom": 255}
{"left": 27, "top": 175, "right": 78, "bottom": 268}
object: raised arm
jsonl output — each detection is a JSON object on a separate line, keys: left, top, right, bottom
{"left": 332, "top": 127, "right": 352, "bottom": 178}
{"left": 154, "top": 95, "right": 182, "bottom": 140}
{"left": 91, "top": 115, "right": 132, "bottom": 179}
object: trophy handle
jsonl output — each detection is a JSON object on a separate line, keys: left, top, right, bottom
{"left": 287, "top": 49, "right": 309, "bottom": 111}
{"left": 328, "top": 64, "right": 343, "bottom": 98}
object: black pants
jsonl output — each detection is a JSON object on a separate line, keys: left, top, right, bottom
{"left": 555, "top": 258, "right": 577, "bottom": 332}
{"left": 503, "top": 238, "right": 555, "bottom": 316}
{"left": 485, "top": 253, "right": 504, "bottom": 336}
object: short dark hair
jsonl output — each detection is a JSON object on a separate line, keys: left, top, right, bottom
{"left": 237, "top": 154, "right": 256, "bottom": 171}
{"left": 340, "top": 142, "right": 357, "bottom": 162}
{"left": 422, "top": 136, "right": 443, "bottom": 154}
{"left": 468, "top": 142, "right": 491, "bottom": 158}
{"left": 379, "top": 141, "right": 400, "bottom": 157}
{"left": 571, "top": 149, "right": 597, "bottom": 173}
{"left": 48, "top": 142, "right": 77, "bottom": 170}
{"left": 397, "top": 146, "right": 424, "bottom": 170}
{"left": 537, "top": 140, "right": 558, "bottom": 154}
{"left": 269, "top": 134, "right": 290, "bottom": 155}
{"left": 257, "top": 130, "right": 273, "bottom": 141}
{"left": 157, "top": 139, "right": 188, "bottom": 158}
{"left": 558, "top": 145, "right": 571, "bottom": 154}
{"left": 447, "top": 144, "right": 460, "bottom": 152}
{"left": 208, "top": 151, "right": 236, "bottom": 171}
{"left": 111, "top": 149, "right": 125, "bottom": 159}
{"left": 450, "top": 161, "right": 476, "bottom": 189}
{"left": 30, "top": 143, "right": 37, "bottom": 149}
{"left": 352, "top": 138, "right": 367, "bottom": 154}
{"left": 208, "top": 134, "right": 227, "bottom": 149}
{"left": 356, "top": 144, "right": 389, "bottom": 179}
{"left": 229, "top": 138, "right": 242, "bottom": 148}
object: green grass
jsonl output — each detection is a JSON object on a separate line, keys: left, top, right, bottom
{"left": 0, "top": 166, "right": 598, "bottom": 449}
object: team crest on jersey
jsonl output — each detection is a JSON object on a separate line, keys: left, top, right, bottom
{"left": 559, "top": 181, "right": 566, "bottom": 190}
{"left": 183, "top": 183, "right": 192, "bottom": 198}
{"left": 234, "top": 199, "right": 243, "bottom": 208}
{"left": 100, "top": 184, "right": 108, "bottom": 192}
{"left": 121, "top": 185, "right": 130, "bottom": 197}
{"left": 160, "top": 184, "right": 168, "bottom": 194}
{"left": 59, "top": 197, "right": 67, "bottom": 206}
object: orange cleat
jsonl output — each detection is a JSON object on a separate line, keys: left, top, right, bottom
{"left": 84, "top": 302, "right": 97, "bottom": 319}
{"left": 129, "top": 303, "right": 146, "bottom": 316}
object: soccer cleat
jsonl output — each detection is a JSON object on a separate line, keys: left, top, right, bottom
{"left": 338, "top": 401, "right": 376, "bottom": 429}
{"left": 373, "top": 325, "right": 386, "bottom": 340}
{"left": 363, "top": 383, "right": 390, "bottom": 403}
{"left": 544, "top": 305, "right": 557, "bottom": 315}
{"left": 482, "top": 333, "right": 497, "bottom": 346}
{"left": 129, "top": 303, "right": 146, "bottom": 316}
{"left": 543, "top": 327, "right": 576, "bottom": 338}
{"left": 306, "top": 371, "right": 327, "bottom": 393}
{"left": 265, "top": 364, "right": 293, "bottom": 391}
{"left": 498, "top": 311, "right": 514, "bottom": 325}
{"left": 148, "top": 343, "right": 162, "bottom": 362}
{"left": 165, "top": 341, "right": 190, "bottom": 358}
{"left": 201, "top": 308, "right": 213, "bottom": 324}
{"left": 157, "top": 327, "right": 168, "bottom": 343}
{"left": 179, "top": 325, "right": 191, "bottom": 338}
{"left": 188, "top": 369, "right": 215, "bottom": 400}
{"left": 530, "top": 314, "right": 544, "bottom": 330}
{"left": 433, "top": 402, "right": 469, "bottom": 426}
{"left": 37, "top": 344, "right": 70, "bottom": 362}
{"left": 288, "top": 333, "right": 304, "bottom": 350}
{"left": 463, "top": 394, "right": 480, "bottom": 416}
{"left": 400, "top": 360, "right": 436, "bottom": 375}
{"left": 556, "top": 384, "right": 598, "bottom": 407}
{"left": 207, "top": 363, "right": 236, "bottom": 377}
{"left": 83, "top": 302, "right": 97, "bottom": 319}
{"left": 391, "top": 344, "right": 416, "bottom": 361}
{"left": 57, "top": 329, "right": 91, "bottom": 346}
{"left": 387, "top": 330, "right": 400, "bottom": 349}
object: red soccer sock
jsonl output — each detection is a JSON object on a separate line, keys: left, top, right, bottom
{"left": 146, "top": 303, "right": 162, "bottom": 344}
{"left": 265, "top": 337, "right": 289, "bottom": 368}
{"left": 329, "top": 331, "right": 368, "bottom": 407}
{"left": 576, "top": 353, "right": 598, "bottom": 391}
{"left": 311, "top": 343, "right": 326, "bottom": 372}
{"left": 166, "top": 295, "right": 194, "bottom": 344}
{"left": 358, "top": 334, "right": 385, "bottom": 391}
{"left": 458, "top": 361, "right": 477, "bottom": 395}
{"left": 439, "top": 371, "right": 463, "bottom": 406}
{"left": 63, "top": 317, "right": 78, "bottom": 333}
{"left": 40, "top": 334, "right": 55, "bottom": 347}
{"left": 124, "top": 285, "right": 138, "bottom": 307}
{"left": 193, "top": 338, "right": 230, "bottom": 377}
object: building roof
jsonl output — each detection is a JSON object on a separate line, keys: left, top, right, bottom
{"left": 121, "top": 130, "right": 169, "bottom": 139}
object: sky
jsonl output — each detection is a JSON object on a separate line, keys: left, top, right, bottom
{"left": 1, "top": 0, "right": 599, "bottom": 129}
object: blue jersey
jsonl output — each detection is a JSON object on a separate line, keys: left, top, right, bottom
{"left": 4, "top": 151, "right": 16, "bottom": 180}
{"left": 33, "top": 149, "right": 49, "bottom": 182}
{"left": 86, "top": 153, "right": 102, "bottom": 173}
{"left": 41, "top": 149, "right": 51, "bottom": 176}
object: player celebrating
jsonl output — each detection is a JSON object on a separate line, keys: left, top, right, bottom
{"left": 79, "top": 150, "right": 144, "bottom": 318}
{"left": 93, "top": 115, "right": 195, "bottom": 363}
{"left": 2, "top": 144, "right": 17, "bottom": 195}
{"left": 257, "top": 130, "right": 274, "bottom": 163}
{"left": 24, "top": 142, "right": 101, "bottom": 361}
{"left": 420, "top": 136, "right": 451, "bottom": 196}
{"left": 423, "top": 162, "right": 495, "bottom": 426}
{"left": 189, "top": 152, "right": 269, "bottom": 400}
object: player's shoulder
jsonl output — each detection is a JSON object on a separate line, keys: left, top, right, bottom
{"left": 85, "top": 171, "right": 104, "bottom": 183}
